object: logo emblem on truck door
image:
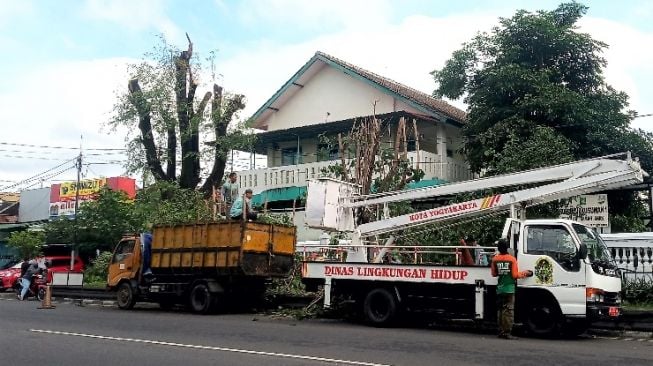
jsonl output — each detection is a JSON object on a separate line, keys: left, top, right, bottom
{"left": 534, "top": 257, "right": 553, "bottom": 285}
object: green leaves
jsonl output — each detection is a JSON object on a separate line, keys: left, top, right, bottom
{"left": 433, "top": 2, "right": 650, "bottom": 231}
{"left": 7, "top": 231, "right": 45, "bottom": 259}
{"left": 44, "top": 183, "right": 215, "bottom": 257}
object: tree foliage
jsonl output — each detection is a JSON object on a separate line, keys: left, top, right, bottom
{"left": 44, "top": 184, "right": 214, "bottom": 257}
{"left": 110, "top": 35, "right": 255, "bottom": 195}
{"left": 432, "top": 2, "right": 651, "bottom": 231}
{"left": 7, "top": 231, "right": 45, "bottom": 259}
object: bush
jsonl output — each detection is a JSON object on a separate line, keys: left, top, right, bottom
{"left": 621, "top": 276, "right": 653, "bottom": 305}
{"left": 84, "top": 251, "right": 113, "bottom": 284}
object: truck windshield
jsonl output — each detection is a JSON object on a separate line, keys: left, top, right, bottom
{"left": 572, "top": 224, "right": 612, "bottom": 262}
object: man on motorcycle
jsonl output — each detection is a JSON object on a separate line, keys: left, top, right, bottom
{"left": 18, "top": 258, "right": 43, "bottom": 301}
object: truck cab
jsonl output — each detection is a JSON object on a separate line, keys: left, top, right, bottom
{"left": 506, "top": 219, "right": 621, "bottom": 335}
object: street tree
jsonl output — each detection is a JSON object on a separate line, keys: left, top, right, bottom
{"left": 432, "top": 2, "right": 652, "bottom": 174}
{"left": 110, "top": 35, "right": 254, "bottom": 195}
{"left": 45, "top": 184, "right": 214, "bottom": 257}
{"left": 7, "top": 231, "right": 45, "bottom": 259}
{"left": 432, "top": 2, "right": 652, "bottom": 230}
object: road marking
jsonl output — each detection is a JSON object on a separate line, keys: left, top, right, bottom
{"left": 30, "top": 329, "right": 391, "bottom": 366}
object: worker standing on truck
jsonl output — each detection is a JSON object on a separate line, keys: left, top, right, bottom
{"left": 221, "top": 172, "right": 239, "bottom": 210}
{"left": 491, "top": 239, "right": 533, "bottom": 339}
{"left": 230, "top": 189, "right": 258, "bottom": 221}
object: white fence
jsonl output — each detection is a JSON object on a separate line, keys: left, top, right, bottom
{"left": 603, "top": 233, "right": 653, "bottom": 282}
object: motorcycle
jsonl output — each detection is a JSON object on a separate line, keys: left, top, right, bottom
{"left": 14, "top": 271, "right": 47, "bottom": 301}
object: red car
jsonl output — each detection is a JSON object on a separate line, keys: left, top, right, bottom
{"left": 0, "top": 261, "right": 22, "bottom": 291}
{"left": 0, "top": 256, "right": 84, "bottom": 291}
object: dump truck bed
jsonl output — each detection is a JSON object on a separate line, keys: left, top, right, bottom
{"left": 150, "top": 221, "right": 296, "bottom": 277}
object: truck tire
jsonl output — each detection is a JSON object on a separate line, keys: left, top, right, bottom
{"left": 363, "top": 288, "right": 397, "bottom": 326}
{"left": 524, "top": 300, "right": 562, "bottom": 337}
{"left": 189, "top": 283, "right": 214, "bottom": 314}
{"left": 117, "top": 282, "right": 136, "bottom": 310}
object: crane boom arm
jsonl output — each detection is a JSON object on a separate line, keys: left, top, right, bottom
{"left": 344, "top": 154, "right": 643, "bottom": 209}
{"left": 357, "top": 168, "right": 643, "bottom": 237}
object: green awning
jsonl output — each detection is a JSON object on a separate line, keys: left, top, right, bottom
{"left": 252, "top": 186, "right": 306, "bottom": 206}
{"left": 406, "top": 178, "right": 448, "bottom": 189}
{"left": 252, "top": 179, "right": 446, "bottom": 206}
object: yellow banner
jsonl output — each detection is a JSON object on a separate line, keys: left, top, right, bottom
{"left": 60, "top": 178, "right": 107, "bottom": 199}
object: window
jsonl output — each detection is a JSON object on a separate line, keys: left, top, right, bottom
{"left": 317, "top": 144, "right": 339, "bottom": 161}
{"left": 407, "top": 139, "right": 416, "bottom": 152}
{"left": 525, "top": 225, "right": 580, "bottom": 272}
{"left": 112, "top": 240, "right": 135, "bottom": 263}
{"left": 281, "top": 147, "right": 301, "bottom": 166}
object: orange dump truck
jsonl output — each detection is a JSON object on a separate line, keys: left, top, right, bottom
{"left": 107, "top": 221, "right": 296, "bottom": 313}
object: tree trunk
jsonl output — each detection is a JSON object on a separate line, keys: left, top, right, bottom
{"left": 128, "top": 79, "right": 167, "bottom": 182}
{"left": 200, "top": 85, "right": 246, "bottom": 195}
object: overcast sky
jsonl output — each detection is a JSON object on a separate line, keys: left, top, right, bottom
{"left": 1, "top": 0, "right": 652, "bottom": 192}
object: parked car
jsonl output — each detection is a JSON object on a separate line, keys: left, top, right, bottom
{"left": 0, "top": 261, "right": 22, "bottom": 292}
{"left": 0, "top": 255, "right": 84, "bottom": 291}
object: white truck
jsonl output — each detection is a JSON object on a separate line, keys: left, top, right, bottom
{"left": 301, "top": 153, "right": 646, "bottom": 336}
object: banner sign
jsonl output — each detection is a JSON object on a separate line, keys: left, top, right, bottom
{"left": 559, "top": 194, "right": 609, "bottom": 227}
{"left": 302, "top": 262, "right": 495, "bottom": 285}
{"left": 59, "top": 178, "right": 106, "bottom": 201}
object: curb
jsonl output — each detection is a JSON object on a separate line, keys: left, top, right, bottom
{"left": 588, "top": 328, "right": 653, "bottom": 341}
{"left": 0, "top": 292, "right": 116, "bottom": 307}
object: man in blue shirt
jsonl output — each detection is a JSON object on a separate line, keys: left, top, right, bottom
{"left": 230, "top": 189, "right": 258, "bottom": 221}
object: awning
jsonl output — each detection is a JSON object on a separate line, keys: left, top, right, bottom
{"left": 252, "top": 186, "right": 306, "bottom": 206}
{"left": 251, "top": 179, "right": 446, "bottom": 206}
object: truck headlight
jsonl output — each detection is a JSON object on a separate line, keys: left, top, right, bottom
{"left": 586, "top": 287, "right": 605, "bottom": 302}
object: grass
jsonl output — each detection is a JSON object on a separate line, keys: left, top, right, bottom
{"left": 623, "top": 302, "right": 653, "bottom": 312}
{"left": 83, "top": 282, "right": 107, "bottom": 290}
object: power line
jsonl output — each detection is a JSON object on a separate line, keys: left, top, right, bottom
{"left": 0, "top": 154, "right": 79, "bottom": 161}
{"left": 0, "top": 157, "right": 77, "bottom": 191}
{"left": 0, "top": 141, "right": 125, "bottom": 151}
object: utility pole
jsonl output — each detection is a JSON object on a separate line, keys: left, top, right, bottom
{"left": 72, "top": 149, "right": 82, "bottom": 271}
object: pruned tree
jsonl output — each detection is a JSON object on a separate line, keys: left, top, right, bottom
{"left": 111, "top": 34, "right": 254, "bottom": 195}
{"left": 323, "top": 112, "right": 423, "bottom": 196}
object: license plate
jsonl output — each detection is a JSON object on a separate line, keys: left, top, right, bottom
{"left": 608, "top": 306, "right": 619, "bottom": 317}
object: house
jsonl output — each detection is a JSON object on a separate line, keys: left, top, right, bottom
{"left": 236, "top": 51, "right": 471, "bottom": 239}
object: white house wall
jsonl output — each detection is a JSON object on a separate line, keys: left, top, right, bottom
{"left": 263, "top": 65, "right": 423, "bottom": 131}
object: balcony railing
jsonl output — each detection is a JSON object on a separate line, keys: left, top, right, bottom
{"left": 236, "top": 150, "right": 473, "bottom": 194}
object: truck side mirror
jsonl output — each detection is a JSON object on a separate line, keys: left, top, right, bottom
{"left": 578, "top": 243, "right": 588, "bottom": 260}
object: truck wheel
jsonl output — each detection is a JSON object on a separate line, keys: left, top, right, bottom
{"left": 117, "top": 282, "right": 136, "bottom": 310}
{"left": 363, "top": 288, "right": 397, "bottom": 326}
{"left": 189, "top": 283, "right": 213, "bottom": 314}
{"left": 525, "top": 301, "right": 562, "bottom": 337}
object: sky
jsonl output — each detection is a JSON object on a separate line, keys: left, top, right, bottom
{"left": 1, "top": 0, "right": 652, "bottom": 192}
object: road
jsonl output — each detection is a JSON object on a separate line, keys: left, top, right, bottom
{"left": 1, "top": 298, "right": 651, "bottom": 366}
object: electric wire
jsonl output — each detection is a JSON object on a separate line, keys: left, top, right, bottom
{"left": 0, "top": 157, "right": 78, "bottom": 191}
{"left": 0, "top": 141, "right": 125, "bottom": 151}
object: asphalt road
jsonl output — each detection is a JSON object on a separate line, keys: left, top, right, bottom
{"left": 1, "top": 298, "right": 652, "bottom": 366}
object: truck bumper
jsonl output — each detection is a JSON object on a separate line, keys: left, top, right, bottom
{"left": 587, "top": 303, "right": 622, "bottom": 322}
